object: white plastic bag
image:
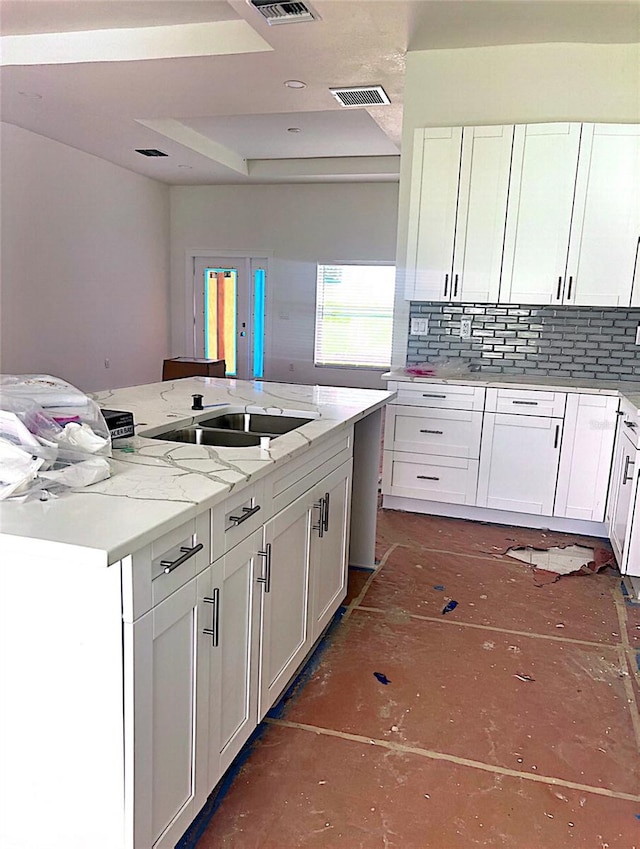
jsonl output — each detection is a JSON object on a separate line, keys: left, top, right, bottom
{"left": 0, "top": 374, "right": 112, "bottom": 500}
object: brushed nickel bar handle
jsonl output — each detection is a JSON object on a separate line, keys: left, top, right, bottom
{"left": 229, "top": 504, "right": 261, "bottom": 525}
{"left": 313, "top": 499, "right": 324, "bottom": 538}
{"left": 161, "top": 543, "right": 203, "bottom": 574}
{"left": 512, "top": 400, "right": 538, "bottom": 406}
{"left": 202, "top": 587, "right": 220, "bottom": 647}
{"left": 554, "top": 424, "right": 560, "bottom": 449}
{"left": 453, "top": 273, "right": 459, "bottom": 298}
{"left": 444, "top": 273, "right": 449, "bottom": 298}
{"left": 623, "top": 456, "right": 635, "bottom": 485}
{"left": 257, "top": 544, "right": 272, "bottom": 593}
{"left": 422, "top": 393, "right": 447, "bottom": 399}
{"left": 420, "top": 429, "right": 444, "bottom": 434}
{"left": 556, "top": 276, "right": 563, "bottom": 300}
{"left": 417, "top": 475, "right": 440, "bottom": 481}
{"left": 322, "top": 492, "right": 330, "bottom": 533}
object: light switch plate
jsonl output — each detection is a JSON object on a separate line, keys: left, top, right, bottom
{"left": 460, "top": 318, "right": 472, "bottom": 339}
{"left": 410, "top": 317, "right": 428, "bottom": 335}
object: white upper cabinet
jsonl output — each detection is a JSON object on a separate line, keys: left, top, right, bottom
{"left": 501, "top": 122, "right": 640, "bottom": 306}
{"left": 566, "top": 124, "right": 640, "bottom": 307}
{"left": 501, "top": 123, "right": 581, "bottom": 305}
{"left": 405, "top": 125, "right": 513, "bottom": 302}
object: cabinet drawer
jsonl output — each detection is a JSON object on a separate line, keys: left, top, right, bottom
{"left": 486, "top": 387, "right": 566, "bottom": 417}
{"left": 211, "top": 480, "right": 267, "bottom": 561}
{"left": 387, "top": 406, "right": 482, "bottom": 458}
{"left": 382, "top": 451, "right": 479, "bottom": 505}
{"left": 268, "top": 428, "right": 353, "bottom": 514}
{"left": 122, "top": 512, "right": 210, "bottom": 622}
{"left": 392, "top": 383, "right": 485, "bottom": 411}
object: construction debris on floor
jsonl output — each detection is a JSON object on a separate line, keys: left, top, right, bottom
{"left": 184, "top": 511, "right": 640, "bottom": 849}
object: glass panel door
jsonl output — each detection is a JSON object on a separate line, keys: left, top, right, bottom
{"left": 194, "top": 257, "right": 266, "bottom": 381}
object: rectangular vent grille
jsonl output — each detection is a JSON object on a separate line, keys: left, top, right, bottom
{"left": 249, "top": 1, "right": 318, "bottom": 25}
{"left": 329, "top": 86, "right": 391, "bottom": 107}
{"left": 136, "top": 149, "right": 168, "bottom": 157}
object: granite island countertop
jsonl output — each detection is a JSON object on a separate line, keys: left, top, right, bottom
{"left": 383, "top": 370, "right": 640, "bottom": 413}
{"left": 0, "top": 378, "right": 394, "bottom": 563}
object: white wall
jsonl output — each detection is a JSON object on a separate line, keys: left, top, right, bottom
{"left": 170, "top": 182, "right": 399, "bottom": 388}
{"left": 0, "top": 122, "right": 171, "bottom": 392}
{"left": 392, "top": 41, "right": 640, "bottom": 366}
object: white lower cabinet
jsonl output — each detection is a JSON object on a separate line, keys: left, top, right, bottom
{"left": 384, "top": 382, "right": 620, "bottom": 530}
{"left": 554, "top": 394, "right": 619, "bottom": 521}
{"left": 608, "top": 405, "right": 640, "bottom": 571}
{"left": 259, "top": 458, "right": 353, "bottom": 717}
{"left": 308, "top": 461, "right": 352, "bottom": 642}
{"left": 199, "top": 529, "right": 262, "bottom": 790}
{"left": 259, "top": 488, "right": 313, "bottom": 718}
{"left": 477, "top": 412, "right": 563, "bottom": 515}
{"left": 125, "top": 575, "right": 207, "bottom": 849}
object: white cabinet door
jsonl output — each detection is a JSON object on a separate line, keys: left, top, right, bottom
{"left": 609, "top": 431, "right": 638, "bottom": 565}
{"left": 554, "top": 394, "right": 618, "bottom": 522}
{"left": 501, "top": 123, "right": 581, "bottom": 304}
{"left": 452, "top": 124, "right": 514, "bottom": 302}
{"left": 567, "top": 124, "right": 640, "bottom": 307}
{"left": 125, "top": 575, "right": 207, "bottom": 849}
{"left": 258, "top": 492, "right": 312, "bottom": 719}
{"left": 407, "top": 127, "right": 462, "bottom": 301}
{"left": 477, "top": 413, "right": 562, "bottom": 515}
{"left": 406, "top": 125, "right": 513, "bottom": 303}
{"left": 309, "top": 461, "right": 352, "bottom": 643}
{"left": 200, "top": 530, "right": 262, "bottom": 791}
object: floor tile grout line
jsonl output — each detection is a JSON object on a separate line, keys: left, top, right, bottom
{"left": 612, "top": 589, "right": 640, "bottom": 754}
{"left": 354, "top": 604, "right": 620, "bottom": 650}
{"left": 380, "top": 542, "right": 504, "bottom": 563}
{"left": 267, "top": 717, "right": 640, "bottom": 804}
{"left": 343, "top": 543, "right": 399, "bottom": 623}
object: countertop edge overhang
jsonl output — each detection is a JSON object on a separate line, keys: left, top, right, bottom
{"left": 0, "top": 378, "right": 395, "bottom": 563}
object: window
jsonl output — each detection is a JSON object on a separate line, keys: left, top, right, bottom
{"left": 314, "top": 264, "right": 395, "bottom": 368}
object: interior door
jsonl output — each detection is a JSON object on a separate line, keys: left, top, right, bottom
{"left": 193, "top": 256, "right": 266, "bottom": 380}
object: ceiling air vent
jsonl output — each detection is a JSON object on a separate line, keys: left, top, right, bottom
{"left": 329, "top": 86, "right": 391, "bottom": 107}
{"left": 136, "top": 149, "right": 168, "bottom": 157}
{"left": 248, "top": 0, "right": 319, "bottom": 25}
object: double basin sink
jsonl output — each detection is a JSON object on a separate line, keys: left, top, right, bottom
{"left": 148, "top": 411, "right": 316, "bottom": 447}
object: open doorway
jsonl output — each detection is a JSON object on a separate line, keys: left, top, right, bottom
{"left": 193, "top": 256, "right": 267, "bottom": 381}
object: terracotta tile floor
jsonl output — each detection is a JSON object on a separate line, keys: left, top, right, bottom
{"left": 187, "top": 511, "right": 640, "bottom": 849}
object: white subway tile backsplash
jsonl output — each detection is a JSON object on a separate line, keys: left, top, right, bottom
{"left": 407, "top": 302, "right": 640, "bottom": 382}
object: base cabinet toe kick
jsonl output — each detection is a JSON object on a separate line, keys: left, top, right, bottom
{"left": 382, "top": 380, "right": 638, "bottom": 583}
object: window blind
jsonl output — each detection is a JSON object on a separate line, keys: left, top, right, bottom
{"left": 314, "top": 264, "right": 395, "bottom": 368}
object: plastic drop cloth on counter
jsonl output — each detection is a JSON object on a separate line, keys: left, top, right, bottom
{"left": 0, "top": 374, "right": 112, "bottom": 501}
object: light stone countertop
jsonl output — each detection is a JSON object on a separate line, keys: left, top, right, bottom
{"left": 383, "top": 370, "right": 640, "bottom": 413}
{"left": 0, "top": 378, "right": 394, "bottom": 563}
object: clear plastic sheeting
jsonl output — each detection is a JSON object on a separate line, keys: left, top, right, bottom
{"left": 0, "top": 375, "right": 111, "bottom": 501}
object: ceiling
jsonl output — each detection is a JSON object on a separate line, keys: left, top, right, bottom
{"left": 1, "top": 0, "right": 638, "bottom": 185}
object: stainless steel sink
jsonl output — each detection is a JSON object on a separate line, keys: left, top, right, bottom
{"left": 198, "top": 412, "right": 314, "bottom": 434}
{"left": 149, "top": 428, "right": 263, "bottom": 447}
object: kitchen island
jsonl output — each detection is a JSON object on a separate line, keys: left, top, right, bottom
{"left": 0, "top": 377, "right": 394, "bottom": 849}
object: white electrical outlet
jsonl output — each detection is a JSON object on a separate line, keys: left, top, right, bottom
{"left": 460, "top": 318, "right": 472, "bottom": 340}
{"left": 635, "top": 325, "right": 640, "bottom": 345}
{"left": 410, "top": 317, "right": 428, "bottom": 335}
